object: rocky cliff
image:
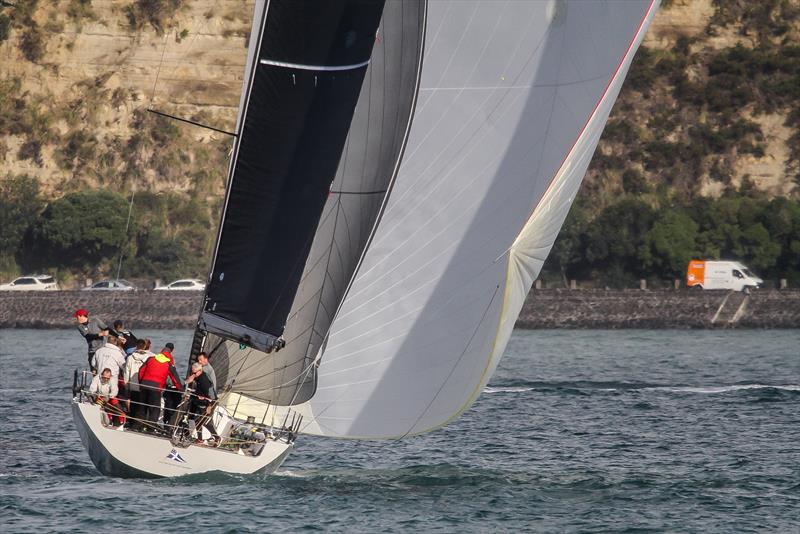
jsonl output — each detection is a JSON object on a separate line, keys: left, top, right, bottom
{"left": 1, "top": 0, "right": 798, "bottom": 200}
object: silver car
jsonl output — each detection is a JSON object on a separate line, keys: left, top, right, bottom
{"left": 82, "top": 279, "right": 137, "bottom": 291}
{"left": 155, "top": 279, "right": 206, "bottom": 291}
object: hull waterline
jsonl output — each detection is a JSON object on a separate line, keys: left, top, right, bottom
{"left": 72, "top": 400, "right": 292, "bottom": 478}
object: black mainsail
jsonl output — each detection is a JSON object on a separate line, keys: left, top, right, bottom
{"left": 201, "top": 0, "right": 387, "bottom": 349}
{"left": 196, "top": 0, "right": 425, "bottom": 407}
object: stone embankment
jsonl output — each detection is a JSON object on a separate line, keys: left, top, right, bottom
{"left": 516, "top": 289, "right": 800, "bottom": 329}
{"left": 1, "top": 289, "right": 799, "bottom": 329}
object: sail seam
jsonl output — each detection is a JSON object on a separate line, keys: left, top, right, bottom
{"left": 318, "top": 0, "right": 428, "bottom": 333}
{"left": 298, "top": 0, "right": 429, "bottom": 421}
{"left": 259, "top": 58, "right": 370, "bottom": 71}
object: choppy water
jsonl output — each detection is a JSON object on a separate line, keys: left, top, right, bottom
{"left": 1, "top": 328, "right": 798, "bottom": 533}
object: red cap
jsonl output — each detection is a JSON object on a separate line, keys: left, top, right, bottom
{"left": 74, "top": 308, "right": 89, "bottom": 318}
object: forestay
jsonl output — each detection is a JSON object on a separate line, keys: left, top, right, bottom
{"left": 299, "top": 0, "right": 661, "bottom": 438}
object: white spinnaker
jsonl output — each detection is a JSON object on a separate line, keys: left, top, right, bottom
{"left": 298, "top": 0, "right": 660, "bottom": 439}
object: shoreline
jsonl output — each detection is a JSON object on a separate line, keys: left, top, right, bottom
{"left": 1, "top": 289, "right": 799, "bottom": 329}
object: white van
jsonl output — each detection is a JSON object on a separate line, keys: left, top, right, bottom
{"left": 686, "top": 260, "right": 763, "bottom": 291}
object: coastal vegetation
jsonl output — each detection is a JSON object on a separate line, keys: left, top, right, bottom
{"left": 0, "top": 0, "right": 798, "bottom": 287}
{"left": 542, "top": 186, "right": 800, "bottom": 287}
{"left": 0, "top": 177, "right": 216, "bottom": 283}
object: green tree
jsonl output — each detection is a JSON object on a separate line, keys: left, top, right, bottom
{"left": 546, "top": 200, "right": 590, "bottom": 286}
{"left": 586, "top": 198, "right": 655, "bottom": 284}
{"left": 641, "top": 210, "right": 698, "bottom": 278}
{"left": 761, "top": 197, "right": 800, "bottom": 283}
{"left": 0, "top": 174, "right": 43, "bottom": 272}
{"left": 26, "top": 191, "right": 131, "bottom": 269}
{"left": 734, "top": 223, "right": 780, "bottom": 272}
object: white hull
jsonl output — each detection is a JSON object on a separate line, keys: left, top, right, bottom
{"left": 72, "top": 400, "right": 292, "bottom": 478}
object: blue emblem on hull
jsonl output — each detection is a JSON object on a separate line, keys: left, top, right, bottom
{"left": 167, "top": 449, "right": 187, "bottom": 463}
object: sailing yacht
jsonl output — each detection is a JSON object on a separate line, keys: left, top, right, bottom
{"left": 73, "top": 0, "right": 660, "bottom": 477}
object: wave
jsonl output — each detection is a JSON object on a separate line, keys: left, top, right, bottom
{"left": 270, "top": 463, "right": 535, "bottom": 489}
{"left": 645, "top": 384, "right": 800, "bottom": 394}
{"left": 484, "top": 381, "right": 800, "bottom": 395}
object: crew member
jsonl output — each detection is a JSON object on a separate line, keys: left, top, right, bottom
{"left": 89, "top": 367, "right": 125, "bottom": 427}
{"left": 92, "top": 333, "right": 126, "bottom": 380}
{"left": 186, "top": 362, "right": 218, "bottom": 444}
{"left": 138, "top": 346, "right": 182, "bottom": 430}
{"left": 196, "top": 351, "right": 217, "bottom": 392}
{"left": 112, "top": 319, "right": 138, "bottom": 355}
{"left": 74, "top": 309, "right": 108, "bottom": 372}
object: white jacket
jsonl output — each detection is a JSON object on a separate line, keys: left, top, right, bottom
{"left": 124, "top": 350, "right": 153, "bottom": 385}
{"left": 92, "top": 343, "right": 126, "bottom": 378}
{"left": 89, "top": 374, "right": 118, "bottom": 398}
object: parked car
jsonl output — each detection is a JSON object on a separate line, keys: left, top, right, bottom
{"left": 0, "top": 274, "right": 60, "bottom": 291}
{"left": 155, "top": 279, "right": 206, "bottom": 291}
{"left": 82, "top": 279, "right": 137, "bottom": 291}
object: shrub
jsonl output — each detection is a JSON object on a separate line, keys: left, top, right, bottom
{"left": 125, "top": 0, "right": 184, "bottom": 34}
{"left": 17, "top": 139, "right": 43, "bottom": 165}
{"left": 19, "top": 24, "right": 45, "bottom": 62}
{"left": 66, "top": 0, "right": 95, "bottom": 21}
{"left": 58, "top": 129, "right": 99, "bottom": 171}
{"left": 622, "top": 169, "right": 650, "bottom": 195}
{"left": 0, "top": 14, "right": 10, "bottom": 42}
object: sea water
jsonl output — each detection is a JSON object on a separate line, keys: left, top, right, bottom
{"left": 1, "top": 329, "right": 798, "bottom": 533}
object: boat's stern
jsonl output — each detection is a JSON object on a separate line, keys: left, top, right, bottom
{"left": 72, "top": 394, "right": 293, "bottom": 478}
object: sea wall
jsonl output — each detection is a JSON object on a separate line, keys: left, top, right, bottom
{"left": 1, "top": 289, "right": 799, "bottom": 329}
{"left": 516, "top": 289, "right": 800, "bottom": 329}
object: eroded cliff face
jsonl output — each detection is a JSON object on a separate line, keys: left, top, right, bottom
{"left": 595, "top": 0, "right": 800, "bottom": 200}
{"left": 0, "top": 0, "right": 798, "bottom": 201}
{"left": 1, "top": 0, "right": 253, "bottom": 198}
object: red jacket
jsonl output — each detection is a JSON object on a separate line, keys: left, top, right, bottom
{"left": 138, "top": 351, "right": 182, "bottom": 390}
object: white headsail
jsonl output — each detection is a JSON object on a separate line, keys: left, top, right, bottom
{"left": 299, "top": 0, "right": 660, "bottom": 439}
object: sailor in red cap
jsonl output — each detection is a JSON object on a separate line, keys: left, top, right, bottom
{"left": 75, "top": 308, "right": 109, "bottom": 372}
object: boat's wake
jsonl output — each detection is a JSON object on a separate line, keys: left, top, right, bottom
{"left": 484, "top": 381, "right": 800, "bottom": 395}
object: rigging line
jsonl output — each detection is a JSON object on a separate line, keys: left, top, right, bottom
{"left": 150, "top": 33, "right": 170, "bottom": 102}
{"left": 287, "top": 174, "right": 346, "bottom": 402}
{"left": 337, "top": 198, "right": 354, "bottom": 269}
{"left": 227, "top": 346, "right": 256, "bottom": 390}
{"left": 115, "top": 190, "right": 135, "bottom": 281}
{"left": 145, "top": 109, "right": 237, "bottom": 137}
{"left": 398, "top": 284, "right": 500, "bottom": 440}
{"left": 288, "top": 355, "right": 317, "bottom": 406}
{"left": 207, "top": 337, "right": 227, "bottom": 359}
